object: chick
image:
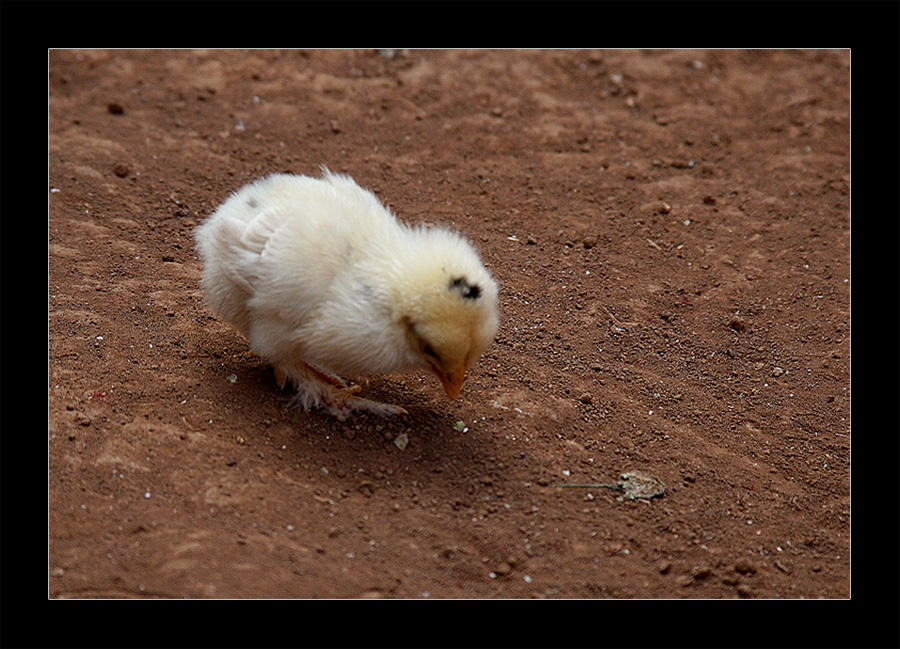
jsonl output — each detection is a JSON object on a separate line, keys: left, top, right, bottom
{"left": 195, "top": 169, "right": 499, "bottom": 419}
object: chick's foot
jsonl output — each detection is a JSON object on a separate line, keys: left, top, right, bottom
{"left": 282, "top": 362, "right": 406, "bottom": 420}
{"left": 321, "top": 389, "right": 408, "bottom": 421}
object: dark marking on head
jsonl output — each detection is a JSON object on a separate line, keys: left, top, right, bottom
{"left": 450, "top": 276, "right": 481, "bottom": 300}
{"left": 246, "top": 197, "right": 259, "bottom": 209}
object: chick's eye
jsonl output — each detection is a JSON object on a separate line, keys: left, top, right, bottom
{"left": 423, "top": 344, "right": 439, "bottom": 359}
{"left": 450, "top": 276, "right": 482, "bottom": 300}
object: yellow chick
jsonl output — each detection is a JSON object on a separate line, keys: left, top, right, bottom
{"left": 195, "top": 170, "right": 499, "bottom": 419}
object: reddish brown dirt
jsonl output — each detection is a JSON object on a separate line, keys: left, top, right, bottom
{"left": 49, "top": 49, "right": 850, "bottom": 600}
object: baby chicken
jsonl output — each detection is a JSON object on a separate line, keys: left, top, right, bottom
{"left": 195, "top": 169, "right": 499, "bottom": 419}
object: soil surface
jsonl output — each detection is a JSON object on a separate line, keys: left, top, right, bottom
{"left": 49, "top": 49, "right": 850, "bottom": 600}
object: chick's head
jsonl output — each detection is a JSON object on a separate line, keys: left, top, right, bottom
{"left": 392, "top": 229, "right": 499, "bottom": 399}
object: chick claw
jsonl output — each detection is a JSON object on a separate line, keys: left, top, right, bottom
{"left": 322, "top": 390, "right": 408, "bottom": 421}
{"left": 278, "top": 362, "right": 406, "bottom": 419}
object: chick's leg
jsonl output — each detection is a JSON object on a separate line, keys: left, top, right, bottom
{"left": 283, "top": 362, "right": 407, "bottom": 420}
{"left": 303, "top": 363, "right": 362, "bottom": 394}
{"left": 320, "top": 389, "right": 408, "bottom": 421}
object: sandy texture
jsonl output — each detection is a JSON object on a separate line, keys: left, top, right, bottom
{"left": 49, "top": 49, "right": 850, "bottom": 600}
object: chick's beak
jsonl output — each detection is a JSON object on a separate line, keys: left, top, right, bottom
{"left": 435, "top": 365, "right": 466, "bottom": 400}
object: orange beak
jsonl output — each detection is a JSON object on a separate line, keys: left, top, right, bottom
{"left": 435, "top": 365, "right": 466, "bottom": 400}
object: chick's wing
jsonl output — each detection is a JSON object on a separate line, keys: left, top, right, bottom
{"left": 219, "top": 206, "right": 288, "bottom": 291}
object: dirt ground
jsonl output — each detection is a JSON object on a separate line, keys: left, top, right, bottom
{"left": 48, "top": 49, "right": 850, "bottom": 600}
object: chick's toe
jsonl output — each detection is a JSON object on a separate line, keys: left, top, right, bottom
{"left": 321, "top": 391, "right": 408, "bottom": 421}
{"left": 282, "top": 362, "right": 404, "bottom": 419}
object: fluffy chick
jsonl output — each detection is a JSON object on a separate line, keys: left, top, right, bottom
{"left": 195, "top": 170, "right": 499, "bottom": 419}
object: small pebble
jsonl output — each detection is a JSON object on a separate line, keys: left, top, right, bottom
{"left": 692, "top": 565, "right": 714, "bottom": 580}
{"left": 675, "top": 575, "right": 693, "bottom": 587}
{"left": 734, "top": 559, "right": 757, "bottom": 575}
{"left": 729, "top": 316, "right": 747, "bottom": 332}
{"left": 493, "top": 562, "right": 512, "bottom": 577}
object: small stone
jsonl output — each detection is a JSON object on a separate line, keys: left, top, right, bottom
{"left": 493, "top": 562, "right": 512, "bottom": 576}
{"left": 774, "top": 560, "right": 792, "bottom": 574}
{"left": 113, "top": 163, "right": 130, "bottom": 178}
{"left": 377, "top": 49, "right": 405, "bottom": 60}
{"left": 692, "top": 565, "right": 714, "bottom": 580}
{"left": 734, "top": 559, "right": 757, "bottom": 575}
{"left": 729, "top": 316, "right": 747, "bottom": 332}
{"left": 578, "top": 392, "right": 593, "bottom": 404}
{"left": 656, "top": 560, "right": 672, "bottom": 574}
{"left": 772, "top": 366, "right": 784, "bottom": 377}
